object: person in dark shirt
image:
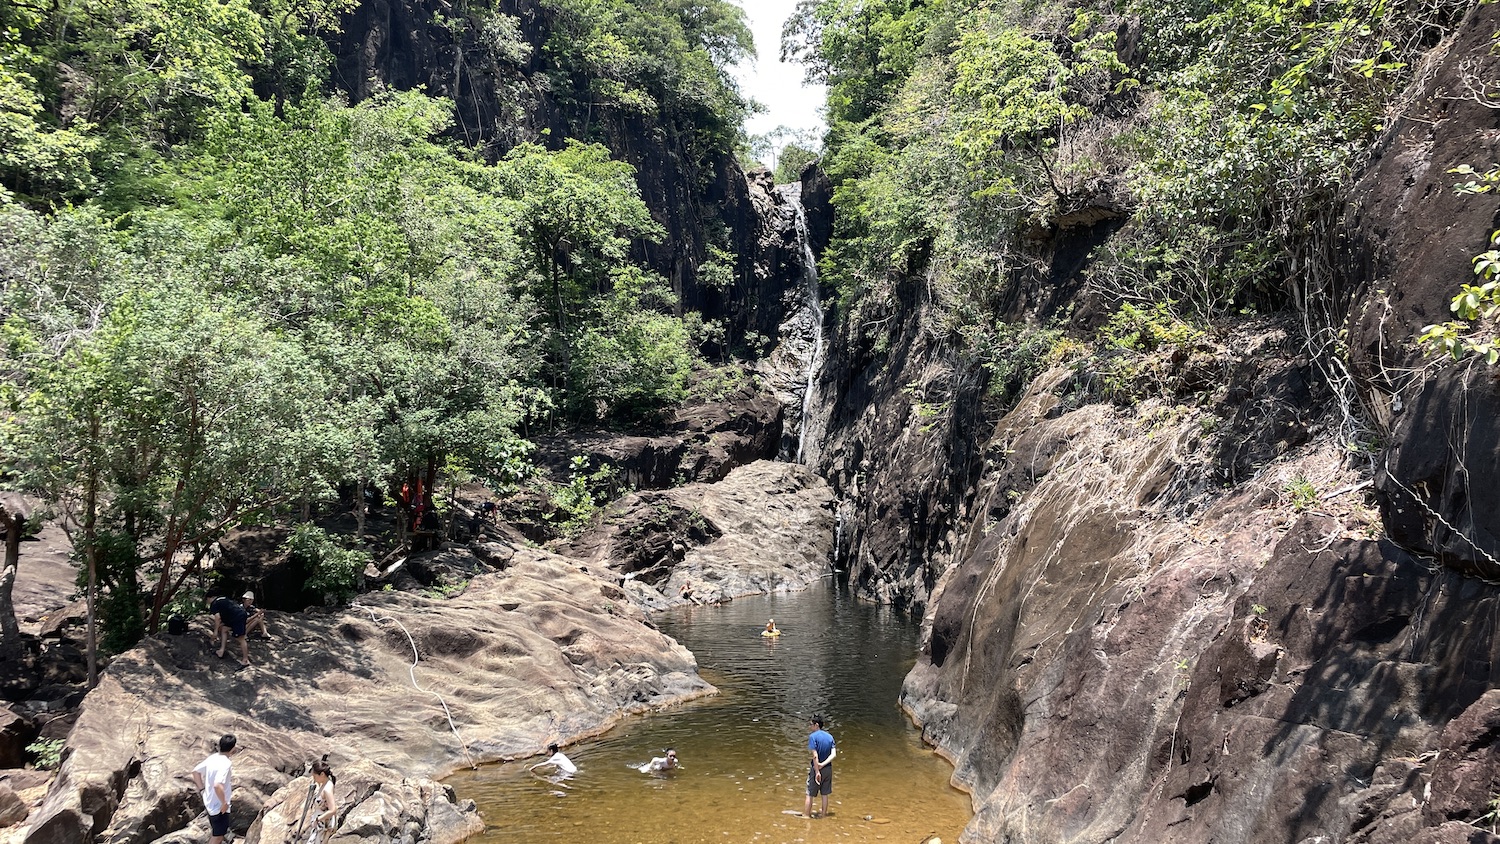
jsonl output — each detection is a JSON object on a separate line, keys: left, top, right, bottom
{"left": 209, "top": 595, "right": 251, "bottom": 667}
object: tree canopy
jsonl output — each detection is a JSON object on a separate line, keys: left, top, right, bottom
{"left": 0, "top": 0, "right": 738, "bottom": 654}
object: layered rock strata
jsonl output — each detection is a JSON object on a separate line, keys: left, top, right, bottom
{"left": 901, "top": 343, "right": 1500, "bottom": 842}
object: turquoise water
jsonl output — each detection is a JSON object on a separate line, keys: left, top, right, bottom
{"left": 448, "top": 582, "right": 971, "bottom": 844}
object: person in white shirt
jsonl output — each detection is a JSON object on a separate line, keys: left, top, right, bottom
{"left": 530, "top": 743, "right": 577, "bottom": 776}
{"left": 191, "top": 734, "right": 238, "bottom": 844}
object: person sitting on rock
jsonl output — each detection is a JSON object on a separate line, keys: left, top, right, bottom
{"left": 241, "top": 591, "right": 270, "bottom": 640}
{"left": 209, "top": 595, "right": 251, "bottom": 668}
{"left": 639, "top": 748, "right": 679, "bottom": 773}
{"left": 531, "top": 743, "right": 577, "bottom": 777}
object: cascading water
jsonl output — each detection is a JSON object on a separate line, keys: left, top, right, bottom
{"left": 775, "top": 182, "right": 826, "bottom": 465}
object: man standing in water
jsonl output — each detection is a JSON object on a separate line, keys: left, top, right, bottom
{"left": 805, "top": 714, "right": 836, "bottom": 818}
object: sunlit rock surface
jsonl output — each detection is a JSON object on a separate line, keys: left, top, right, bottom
{"left": 22, "top": 550, "right": 709, "bottom": 844}
{"left": 556, "top": 460, "right": 835, "bottom": 609}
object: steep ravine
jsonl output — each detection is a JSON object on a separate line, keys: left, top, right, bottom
{"left": 805, "top": 3, "right": 1500, "bottom": 843}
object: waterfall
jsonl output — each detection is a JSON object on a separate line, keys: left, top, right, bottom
{"left": 833, "top": 503, "right": 845, "bottom": 571}
{"left": 780, "top": 183, "right": 825, "bottom": 465}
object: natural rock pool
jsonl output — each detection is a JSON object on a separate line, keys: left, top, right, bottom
{"left": 448, "top": 582, "right": 971, "bottom": 843}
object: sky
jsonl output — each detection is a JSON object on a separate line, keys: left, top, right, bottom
{"left": 730, "top": 0, "right": 827, "bottom": 153}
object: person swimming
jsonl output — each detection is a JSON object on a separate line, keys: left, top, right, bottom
{"left": 638, "top": 748, "right": 680, "bottom": 773}
{"left": 762, "top": 619, "right": 780, "bottom": 637}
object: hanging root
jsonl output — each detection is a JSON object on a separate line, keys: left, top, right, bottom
{"left": 351, "top": 603, "right": 478, "bottom": 769}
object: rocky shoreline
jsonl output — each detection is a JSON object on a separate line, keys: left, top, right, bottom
{"left": 9, "top": 461, "right": 833, "bottom": 844}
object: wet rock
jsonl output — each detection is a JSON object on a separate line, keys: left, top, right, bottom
{"left": 799, "top": 163, "right": 833, "bottom": 259}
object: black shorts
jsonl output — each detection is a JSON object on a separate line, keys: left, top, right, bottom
{"left": 209, "top": 811, "right": 231, "bottom": 836}
{"left": 806, "top": 764, "right": 831, "bottom": 796}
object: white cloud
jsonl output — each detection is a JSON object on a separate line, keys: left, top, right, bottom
{"left": 731, "top": 0, "right": 827, "bottom": 142}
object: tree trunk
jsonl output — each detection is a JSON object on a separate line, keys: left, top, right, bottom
{"left": 355, "top": 479, "right": 367, "bottom": 539}
{"left": 84, "top": 414, "right": 100, "bottom": 689}
{"left": 0, "top": 510, "right": 23, "bottom": 658}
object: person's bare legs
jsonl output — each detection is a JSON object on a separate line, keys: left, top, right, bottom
{"left": 236, "top": 634, "right": 250, "bottom": 667}
{"left": 215, "top": 626, "right": 228, "bottom": 659}
{"left": 805, "top": 768, "right": 823, "bottom": 817}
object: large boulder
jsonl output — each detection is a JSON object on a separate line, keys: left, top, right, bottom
{"left": 535, "top": 365, "right": 783, "bottom": 493}
{"left": 245, "top": 759, "right": 482, "bottom": 844}
{"left": 22, "top": 549, "right": 710, "bottom": 844}
{"left": 555, "top": 461, "right": 835, "bottom": 609}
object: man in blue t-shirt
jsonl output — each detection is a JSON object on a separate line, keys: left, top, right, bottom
{"left": 804, "top": 714, "right": 837, "bottom": 817}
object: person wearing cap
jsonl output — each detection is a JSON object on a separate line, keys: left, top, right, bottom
{"left": 240, "top": 591, "right": 270, "bottom": 640}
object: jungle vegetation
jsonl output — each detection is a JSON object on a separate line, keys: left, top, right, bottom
{"left": 0, "top": 0, "right": 751, "bottom": 666}
{"left": 782, "top": 0, "right": 1475, "bottom": 394}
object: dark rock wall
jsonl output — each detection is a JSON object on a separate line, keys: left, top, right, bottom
{"left": 811, "top": 273, "right": 989, "bottom": 612}
{"left": 802, "top": 4, "right": 1500, "bottom": 843}
{"left": 328, "top": 0, "right": 798, "bottom": 355}
{"left": 1344, "top": 1, "right": 1500, "bottom": 577}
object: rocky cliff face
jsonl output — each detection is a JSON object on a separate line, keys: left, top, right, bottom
{"left": 1343, "top": 2, "right": 1500, "bottom": 577}
{"left": 807, "top": 3, "right": 1500, "bottom": 842}
{"left": 330, "top": 0, "right": 803, "bottom": 357}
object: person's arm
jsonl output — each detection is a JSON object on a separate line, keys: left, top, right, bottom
{"left": 810, "top": 746, "right": 822, "bottom": 780}
{"left": 191, "top": 770, "right": 205, "bottom": 792}
{"left": 823, "top": 746, "right": 836, "bottom": 766}
{"left": 213, "top": 781, "right": 229, "bottom": 812}
{"left": 317, "top": 785, "right": 336, "bottom": 825}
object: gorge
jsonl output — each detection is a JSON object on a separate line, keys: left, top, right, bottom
{"left": 2, "top": 0, "right": 1500, "bottom": 843}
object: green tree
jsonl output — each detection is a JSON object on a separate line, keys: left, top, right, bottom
{"left": 569, "top": 268, "right": 694, "bottom": 419}
{"left": 22, "top": 285, "right": 334, "bottom": 638}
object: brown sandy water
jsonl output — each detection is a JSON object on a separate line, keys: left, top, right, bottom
{"left": 448, "top": 582, "right": 971, "bottom": 844}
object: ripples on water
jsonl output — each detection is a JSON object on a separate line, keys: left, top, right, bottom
{"left": 448, "top": 582, "right": 971, "bottom": 844}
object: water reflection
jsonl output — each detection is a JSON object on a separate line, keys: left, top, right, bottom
{"left": 448, "top": 582, "right": 970, "bottom": 843}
